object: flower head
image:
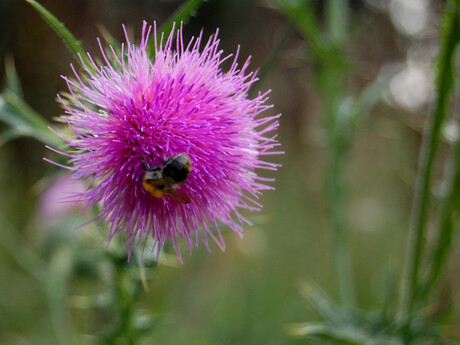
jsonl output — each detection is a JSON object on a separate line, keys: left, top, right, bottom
{"left": 35, "top": 173, "right": 86, "bottom": 228}
{"left": 50, "top": 21, "right": 281, "bottom": 261}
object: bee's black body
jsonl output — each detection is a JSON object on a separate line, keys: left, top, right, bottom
{"left": 162, "top": 154, "right": 192, "bottom": 184}
{"left": 142, "top": 153, "right": 192, "bottom": 203}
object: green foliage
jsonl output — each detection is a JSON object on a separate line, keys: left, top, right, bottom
{"left": 399, "top": 0, "right": 460, "bottom": 320}
{"left": 0, "top": 59, "right": 60, "bottom": 146}
{"left": 289, "top": 282, "right": 446, "bottom": 344}
{"left": 274, "top": 0, "right": 460, "bottom": 343}
{"left": 273, "top": 0, "right": 369, "bottom": 309}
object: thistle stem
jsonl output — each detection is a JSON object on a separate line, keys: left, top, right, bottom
{"left": 324, "top": 0, "right": 355, "bottom": 308}
{"left": 422, "top": 27, "right": 460, "bottom": 303}
{"left": 399, "top": 0, "right": 460, "bottom": 320}
{"left": 423, "top": 124, "right": 460, "bottom": 300}
{"left": 327, "top": 133, "right": 356, "bottom": 307}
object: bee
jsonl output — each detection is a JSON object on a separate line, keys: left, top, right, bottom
{"left": 142, "top": 153, "right": 192, "bottom": 203}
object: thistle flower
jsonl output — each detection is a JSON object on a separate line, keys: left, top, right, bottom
{"left": 35, "top": 173, "right": 86, "bottom": 228}
{"left": 48, "top": 21, "right": 281, "bottom": 261}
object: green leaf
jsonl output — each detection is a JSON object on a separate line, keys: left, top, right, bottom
{"left": 0, "top": 129, "right": 20, "bottom": 147}
{"left": 288, "top": 322, "right": 365, "bottom": 344}
{"left": 349, "top": 75, "right": 388, "bottom": 125}
{"left": 299, "top": 281, "right": 347, "bottom": 326}
{"left": 273, "top": 0, "right": 326, "bottom": 56}
{"left": 0, "top": 91, "right": 61, "bottom": 146}
{"left": 159, "top": 0, "right": 206, "bottom": 34}
{"left": 0, "top": 57, "right": 61, "bottom": 146}
{"left": 4, "top": 56, "right": 23, "bottom": 97}
{"left": 26, "top": 0, "right": 94, "bottom": 72}
{"left": 287, "top": 322, "right": 404, "bottom": 345}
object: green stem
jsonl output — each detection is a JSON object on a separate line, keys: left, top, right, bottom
{"left": 46, "top": 247, "right": 79, "bottom": 345}
{"left": 99, "top": 259, "right": 142, "bottom": 344}
{"left": 327, "top": 133, "right": 356, "bottom": 307}
{"left": 399, "top": 0, "right": 460, "bottom": 320}
{"left": 326, "top": 0, "right": 347, "bottom": 44}
{"left": 323, "top": 0, "right": 355, "bottom": 308}
{"left": 423, "top": 132, "right": 460, "bottom": 300}
{"left": 279, "top": 0, "right": 355, "bottom": 307}
{"left": 422, "top": 68, "right": 460, "bottom": 301}
{"left": 322, "top": 0, "right": 355, "bottom": 308}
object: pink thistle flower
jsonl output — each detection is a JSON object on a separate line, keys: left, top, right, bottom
{"left": 35, "top": 173, "right": 86, "bottom": 228}
{"left": 48, "top": 21, "right": 281, "bottom": 261}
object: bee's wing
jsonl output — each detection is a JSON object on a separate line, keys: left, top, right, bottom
{"left": 165, "top": 190, "right": 192, "bottom": 203}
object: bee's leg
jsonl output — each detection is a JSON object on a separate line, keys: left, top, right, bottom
{"left": 142, "top": 154, "right": 149, "bottom": 170}
{"left": 142, "top": 154, "right": 160, "bottom": 171}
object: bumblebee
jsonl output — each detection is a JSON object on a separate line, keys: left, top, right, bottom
{"left": 142, "top": 153, "right": 192, "bottom": 203}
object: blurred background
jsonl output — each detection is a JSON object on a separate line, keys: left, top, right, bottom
{"left": 0, "top": 0, "right": 458, "bottom": 344}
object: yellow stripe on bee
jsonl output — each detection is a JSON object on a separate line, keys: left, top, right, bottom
{"left": 142, "top": 180, "right": 165, "bottom": 198}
